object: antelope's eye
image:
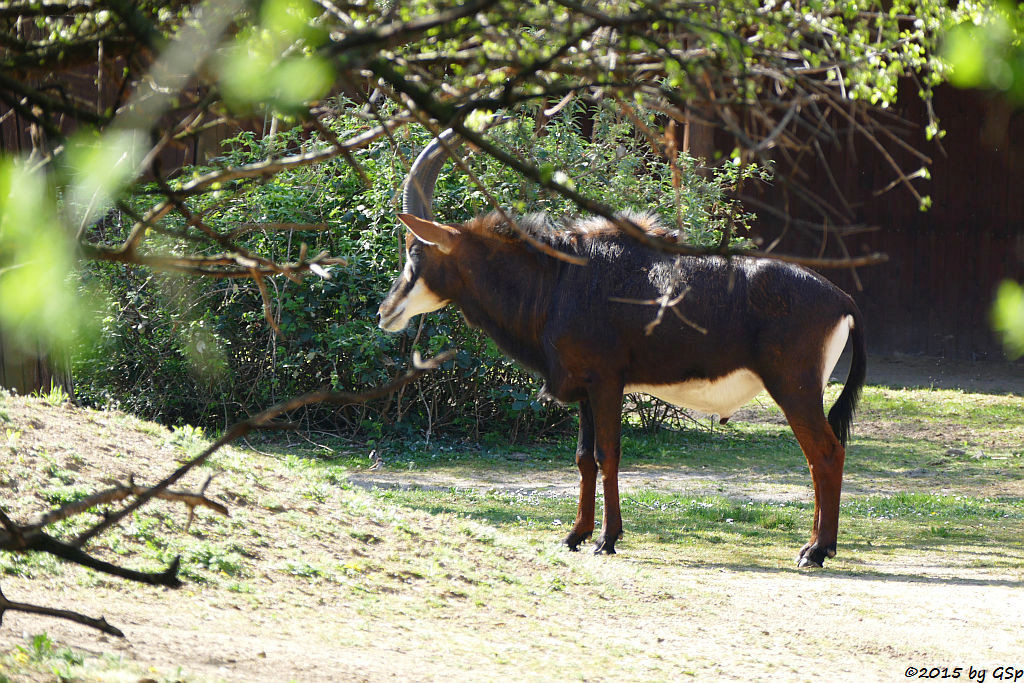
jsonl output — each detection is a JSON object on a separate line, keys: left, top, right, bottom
{"left": 402, "top": 250, "right": 421, "bottom": 284}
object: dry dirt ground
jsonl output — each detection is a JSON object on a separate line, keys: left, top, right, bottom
{"left": 1, "top": 355, "right": 1023, "bottom": 682}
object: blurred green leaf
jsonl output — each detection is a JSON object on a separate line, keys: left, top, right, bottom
{"left": 261, "top": 0, "right": 318, "bottom": 38}
{"left": 0, "top": 160, "right": 83, "bottom": 355}
{"left": 992, "top": 280, "right": 1024, "bottom": 359}
{"left": 942, "top": 3, "right": 1024, "bottom": 103}
{"left": 943, "top": 23, "right": 988, "bottom": 89}
{"left": 216, "top": 0, "right": 334, "bottom": 111}
{"left": 272, "top": 56, "right": 334, "bottom": 106}
{"left": 65, "top": 130, "right": 146, "bottom": 230}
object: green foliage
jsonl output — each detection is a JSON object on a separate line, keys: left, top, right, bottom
{"left": 35, "top": 385, "right": 70, "bottom": 407}
{"left": 966, "top": 4, "right": 1024, "bottom": 358}
{"left": 0, "top": 0, "right": 965, "bottom": 381}
{"left": 842, "top": 492, "right": 1024, "bottom": 520}
{"left": 41, "top": 485, "right": 94, "bottom": 507}
{"left": 992, "top": 280, "right": 1024, "bottom": 359}
{"left": 217, "top": 0, "right": 334, "bottom": 112}
{"left": 0, "top": 159, "right": 84, "bottom": 357}
{"left": 0, "top": 548, "right": 62, "bottom": 579}
{"left": 16, "top": 633, "right": 83, "bottom": 667}
{"left": 473, "top": 107, "right": 769, "bottom": 243}
{"left": 943, "top": 1, "right": 1024, "bottom": 104}
{"left": 0, "top": 632, "right": 86, "bottom": 683}
{"left": 3, "top": 1, "right": 967, "bottom": 438}
{"left": 175, "top": 543, "right": 249, "bottom": 580}
{"left": 165, "top": 425, "right": 209, "bottom": 459}
{"left": 72, "top": 104, "right": 764, "bottom": 438}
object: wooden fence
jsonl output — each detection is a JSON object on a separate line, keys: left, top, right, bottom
{"left": 0, "top": 331, "right": 72, "bottom": 397}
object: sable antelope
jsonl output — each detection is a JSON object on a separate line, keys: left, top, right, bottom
{"left": 378, "top": 130, "right": 866, "bottom": 567}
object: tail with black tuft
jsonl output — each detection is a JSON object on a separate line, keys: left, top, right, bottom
{"left": 827, "top": 308, "right": 866, "bottom": 447}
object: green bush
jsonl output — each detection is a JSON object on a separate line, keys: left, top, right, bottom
{"left": 73, "top": 102, "right": 767, "bottom": 439}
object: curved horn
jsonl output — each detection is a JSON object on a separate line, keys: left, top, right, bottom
{"left": 402, "top": 128, "right": 460, "bottom": 220}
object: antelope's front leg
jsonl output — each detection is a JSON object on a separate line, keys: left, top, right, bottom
{"left": 589, "top": 386, "right": 624, "bottom": 555}
{"left": 564, "top": 399, "right": 596, "bottom": 550}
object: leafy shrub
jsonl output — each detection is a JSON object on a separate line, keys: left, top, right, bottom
{"left": 73, "top": 101, "right": 767, "bottom": 440}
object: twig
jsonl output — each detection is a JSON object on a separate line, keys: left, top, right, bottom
{"left": 118, "top": 122, "right": 400, "bottom": 255}
{"left": 0, "top": 352, "right": 453, "bottom": 636}
{"left": 405, "top": 108, "right": 589, "bottom": 267}
{"left": 31, "top": 482, "right": 228, "bottom": 531}
{"left": 225, "top": 223, "right": 330, "bottom": 239}
{"left": 610, "top": 286, "right": 708, "bottom": 336}
{"left": 251, "top": 268, "right": 283, "bottom": 336}
{"left": 73, "top": 351, "right": 454, "bottom": 549}
{"left": 0, "top": 585, "right": 125, "bottom": 638}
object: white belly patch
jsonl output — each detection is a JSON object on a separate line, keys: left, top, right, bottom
{"left": 626, "top": 368, "right": 765, "bottom": 419}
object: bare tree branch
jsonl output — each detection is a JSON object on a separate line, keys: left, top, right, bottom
{"left": 31, "top": 481, "right": 229, "bottom": 531}
{"left": 0, "top": 351, "right": 455, "bottom": 636}
{"left": 0, "top": 585, "right": 125, "bottom": 638}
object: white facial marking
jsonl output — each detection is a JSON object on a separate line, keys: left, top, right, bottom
{"left": 400, "top": 278, "right": 448, "bottom": 318}
{"left": 626, "top": 368, "right": 765, "bottom": 420}
{"left": 378, "top": 254, "right": 449, "bottom": 332}
{"left": 821, "top": 315, "right": 854, "bottom": 390}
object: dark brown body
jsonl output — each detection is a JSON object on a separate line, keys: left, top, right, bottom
{"left": 380, "top": 211, "right": 866, "bottom": 566}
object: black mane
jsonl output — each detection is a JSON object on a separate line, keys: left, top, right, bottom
{"left": 461, "top": 210, "right": 670, "bottom": 250}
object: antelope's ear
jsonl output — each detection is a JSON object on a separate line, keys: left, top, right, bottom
{"left": 397, "top": 214, "right": 459, "bottom": 254}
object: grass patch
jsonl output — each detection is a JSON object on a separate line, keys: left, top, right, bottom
{"left": 0, "top": 551, "right": 63, "bottom": 579}
{"left": 371, "top": 483, "right": 1024, "bottom": 571}
{"left": 277, "top": 384, "right": 1024, "bottom": 504}
{"left": 843, "top": 492, "right": 1024, "bottom": 520}
{"left": 0, "top": 632, "right": 175, "bottom": 682}
{"left": 3, "top": 383, "right": 1024, "bottom": 680}
{"left": 862, "top": 386, "right": 1024, "bottom": 423}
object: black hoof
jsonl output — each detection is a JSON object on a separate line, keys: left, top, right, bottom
{"left": 797, "top": 554, "right": 823, "bottom": 568}
{"left": 797, "top": 542, "right": 836, "bottom": 568}
{"left": 563, "top": 529, "right": 592, "bottom": 551}
{"left": 593, "top": 531, "right": 621, "bottom": 555}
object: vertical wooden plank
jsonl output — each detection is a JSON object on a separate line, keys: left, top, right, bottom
{"left": 0, "top": 330, "right": 74, "bottom": 397}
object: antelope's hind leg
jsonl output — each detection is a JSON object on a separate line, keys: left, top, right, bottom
{"left": 770, "top": 385, "right": 847, "bottom": 568}
{"left": 564, "top": 399, "right": 596, "bottom": 551}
